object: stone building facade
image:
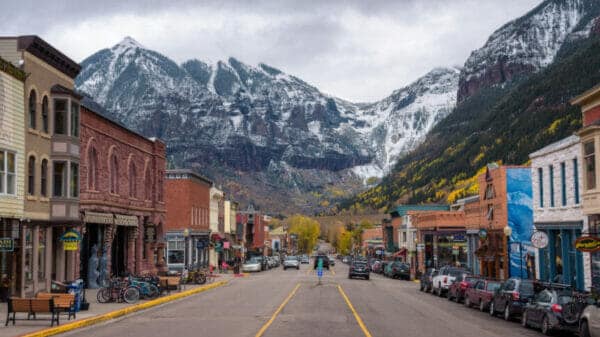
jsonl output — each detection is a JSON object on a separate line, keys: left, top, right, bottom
{"left": 529, "top": 135, "right": 588, "bottom": 290}
{"left": 79, "top": 102, "right": 166, "bottom": 286}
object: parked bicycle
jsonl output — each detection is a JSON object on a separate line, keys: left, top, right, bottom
{"left": 129, "top": 276, "right": 160, "bottom": 299}
{"left": 97, "top": 278, "right": 140, "bottom": 304}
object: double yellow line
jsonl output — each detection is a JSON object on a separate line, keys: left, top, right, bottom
{"left": 254, "top": 282, "right": 372, "bottom": 337}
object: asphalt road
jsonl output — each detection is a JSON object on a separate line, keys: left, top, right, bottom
{"left": 61, "top": 261, "right": 555, "bottom": 337}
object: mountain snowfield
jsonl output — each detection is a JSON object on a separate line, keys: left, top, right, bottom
{"left": 75, "top": 37, "right": 457, "bottom": 181}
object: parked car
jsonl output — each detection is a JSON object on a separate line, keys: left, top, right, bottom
{"left": 300, "top": 255, "right": 310, "bottom": 264}
{"left": 489, "top": 278, "right": 535, "bottom": 321}
{"left": 464, "top": 279, "right": 501, "bottom": 312}
{"left": 371, "top": 261, "right": 384, "bottom": 274}
{"left": 447, "top": 275, "right": 479, "bottom": 303}
{"left": 579, "top": 298, "right": 600, "bottom": 337}
{"left": 242, "top": 257, "right": 262, "bottom": 272}
{"left": 419, "top": 268, "right": 437, "bottom": 292}
{"left": 431, "top": 266, "right": 469, "bottom": 297}
{"left": 522, "top": 287, "right": 585, "bottom": 335}
{"left": 283, "top": 255, "right": 300, "bottom": 270}
{"left": 384, "top": 262, "right": 410, "bottom": 280}
{"left": 328, "top": 256, "right": 336, "bottom": 266}
{"left": 349, "top": 260, "right": 370, "bottom": 280}
{"left": 314, "top": 254, "right": 330, "bottom": 270}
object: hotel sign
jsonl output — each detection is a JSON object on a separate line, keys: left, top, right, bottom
{"left": 0, "top": 238, "right": 14, "bottom": 252}
{"left": 575, "top": 236, "right": 600, "bottom": 252}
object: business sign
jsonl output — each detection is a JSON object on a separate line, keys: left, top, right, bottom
{"left": 60, "top": 229, "right": 81, "bottom": 251}
{"left": 530, "top": 231, "right": 549, "bottom": 249}
{"left": 0, "top": 238, "right": 14, "bottom": 252}
{"left": 478, "top": 229, "right": 488, "bottom": 240}
{"left": 575, "top": 236, "right": 600, "bottom": 252}
{"left": 416, "top": 244, "right": 425, "bottom": 251}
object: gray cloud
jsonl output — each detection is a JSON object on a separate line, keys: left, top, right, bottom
{"left": 2, "top": 0, "right": 541, "bottom": 101}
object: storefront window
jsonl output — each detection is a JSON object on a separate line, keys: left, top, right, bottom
{"left": 24, "top": 228, "right": 33, "bottom": 281}
{"left": 167, "top": 239, "right": 185, "bottom": 264}
{"left": 38, "top": 229, "right": 46, "bottom": 282}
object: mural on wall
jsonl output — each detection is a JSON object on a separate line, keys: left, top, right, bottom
{"left": 506, "top": 168, "right": 534, "bottom": 279}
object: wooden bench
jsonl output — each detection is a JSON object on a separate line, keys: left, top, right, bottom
{"left": 159, "top": 276, "right": 181, "bottom": 294}
{"left": 36, "top": 293, "right": 76, "bottom": 320}
{"left": 5, "top": 297, "right": 59, "bottom": 326}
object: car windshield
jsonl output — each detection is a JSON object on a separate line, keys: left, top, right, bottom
{"left": 448, "top": 269, "right": 466, "bottom": 277}
{"left": 486, "top": 282, "right": 501, "bottom": 291}
{"left": 248, "top": 257, "right": 261, "bottom": 263}
{"left": 353, "top": 262, "right": 367, "bottom": 267}
{"left": 519, "top": 281, "right": 535, "bottom": 295}
{"left": 557, "top": 294, "right": 573, "bottom": 305}
{"left": 286, "top": 256, "right": 297, "bottom": 260}
{"left": 465, "top": 277, "right": 479, "bottom": 283}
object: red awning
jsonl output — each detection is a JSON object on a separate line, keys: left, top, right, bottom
{"left": 392, "top": 248, "right": 407, "bottom": 257}
{"left": 211, "top": 233, "right": 223, "bottom": 241}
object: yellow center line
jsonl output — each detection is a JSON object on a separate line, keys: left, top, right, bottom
{"left": 337, "top": 284, "right": 373, "bottom": 337}
{"left": 255, "top": 283, "right": 301, "bottom": 337}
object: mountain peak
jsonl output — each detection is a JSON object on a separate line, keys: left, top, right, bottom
{"left": 112, "top": 36, "right": 145, "bottom": 52}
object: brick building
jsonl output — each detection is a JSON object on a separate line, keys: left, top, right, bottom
{"left": 237, "top": 205, "right": 267, "bottom": 257}
{"left": 79, "top": 100, "right": 166, "bottom": 286}
{"left": 165, "top": 169, "right": 212, "bottom": 271}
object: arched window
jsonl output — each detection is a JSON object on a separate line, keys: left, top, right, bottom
{"left": 129, "top": 162, "right": 137, "bottom": 198}
{"left": 41, "top": 159, "right": 48, "bottom": 197}
{"left": 28, "top": 90, "right": 37, "bottom": 129}
{"left": 88, "top": 147, "right": 98, "bottom": 190}
{"left": 110, "top": 155, "right": 118, "bottom": 194}
{"left": 145, "top": 168, "right": 152, "bottom": 200}
{"left": 28, "top": 155, "right": 35, "bottom": 195}
{"left": 41, "top": 96, "right": 49, "bottom": 133}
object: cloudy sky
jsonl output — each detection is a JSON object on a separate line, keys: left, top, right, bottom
{"left": 2, "top": 0, "right": 541, "bottom": 102}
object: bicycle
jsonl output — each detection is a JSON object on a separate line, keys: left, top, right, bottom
{"left": 97, "top": 278, "right": 140, "bottom": 304}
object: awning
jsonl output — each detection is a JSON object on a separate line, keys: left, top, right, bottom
{"left": 84, "top": 211, "right": 113, "bottom": 225}
{"left": 114, "top": 214, "right": 138, "bottom": 227}
{"left": 392, "top": 248, "right": 407, "bottom": 257}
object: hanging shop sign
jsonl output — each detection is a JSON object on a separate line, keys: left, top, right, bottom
{"left": 223, "top": 241, "right": 230, "bottom": 249}
{"left": 0, "top": 237, "right": 14, "bottom": 252}
{"left": 575, "top": 236, "right": 600, "bottom": 252}
{"left": 478, "top": 229, "right": 488, "bottom": 240}
{"left": 60, "top": 229, "right": 81, "bottom": 251}
{"left": 530, "top": 231, "right": 549, "bottom": 249}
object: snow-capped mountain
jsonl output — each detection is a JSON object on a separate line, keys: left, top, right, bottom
{"left": 75, "top": 37, "right": 456, "bottom": 212}
{"left": 458, "top": 0, "right": 600, "bottom": 102}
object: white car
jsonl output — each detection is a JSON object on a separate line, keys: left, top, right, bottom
{"left": 242, "top": 257, "right": 262, "bottom": 272}
{"left": 431, "top": 266, "right": 469, "bottom": 297}
{"left": 283, "top": 256, "right": 300, "bottom": 270}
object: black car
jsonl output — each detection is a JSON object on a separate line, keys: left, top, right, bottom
{"left": 419, "top": 268, "right": 437, "bottom": 292}
{"left": 489, "top": 278, "right": 535, "bottom": 321}
{"left": 521, "top": 288, "right": 583, "bottom": 335}
{"left": 385, "top": 261, "right": 411, "bottom": 280}
{"left": 313, "top": 255, "right": 330, "bottom": 270}
{"left": 349, "top": 260, "right": 370, "bottom": 280}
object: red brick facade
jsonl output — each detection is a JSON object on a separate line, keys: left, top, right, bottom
{"left": 79, "top": 104, "right": 166, "bottom": 282}
{"left": 165, "top": 171, "right": 212, "bottom": 232}
{"left": 237, "top": 210, "right": 266, "bottom": 254}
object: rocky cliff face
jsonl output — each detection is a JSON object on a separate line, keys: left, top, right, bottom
{"left": 458, "top": 0, "right": 599, "bottom": 102}
{"left": 75, "top": 37, "right": 458, "bottom": 212}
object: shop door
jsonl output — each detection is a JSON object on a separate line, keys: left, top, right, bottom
{"left": 81, "top": 224, "right": 103, "bottom": 286}
{"left": 112, "top": 226, "right": 127, "bottom": 277}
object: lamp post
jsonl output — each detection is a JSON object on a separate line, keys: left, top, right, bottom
{"left": 183, "top": 228, "right": 190, "bottom": 268}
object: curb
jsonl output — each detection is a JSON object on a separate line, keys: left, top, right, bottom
{"left": 18, "top": 280, "right": 227, "bottom": 337}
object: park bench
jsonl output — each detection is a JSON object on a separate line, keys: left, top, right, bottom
{"left": 159, "top": 276, "right": 181, "bottom": 294}
{"left": 36, "top": 292, "right": 76, "bottom": 320}
{"left": 5, "top": 297, "right": 59, "bottom": 326}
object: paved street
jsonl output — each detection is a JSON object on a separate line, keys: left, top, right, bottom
{"left": 55, "top": 261, "right": 552, "bottom": 337}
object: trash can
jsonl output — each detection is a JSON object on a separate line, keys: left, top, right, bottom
{"left": 68, "top": 279, "right": 85, "bottom": 312}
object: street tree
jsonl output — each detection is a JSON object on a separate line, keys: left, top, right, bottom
{"left": 288, "top": 215, "right": 321, "bottom": 254}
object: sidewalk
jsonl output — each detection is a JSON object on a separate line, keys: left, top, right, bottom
{"left": 0, "top": 274, "right": 238, "bottom": 337}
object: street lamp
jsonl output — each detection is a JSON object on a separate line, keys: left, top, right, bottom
{"left": 183, "top": 228, "right": 190, "bottom": 268}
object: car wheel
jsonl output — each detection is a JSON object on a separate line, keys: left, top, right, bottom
{"left": 464, "top": 297, "right": 471, "bottom": 308}
{"left": 489, "top": 301, "right": 495, "bottom": 316}
{"left": 454, "top": 294, "right": 461, "bottom": 303}
{"left": 366, "top": 276, "right": 370, "bottom": 280}
{"left": 521, "top": 311, "right": 528, "bottom": 328}
{"left": 580, "top": 319, "right": 591, "bottom": 337}
{"left": 296, "top": 267, "right": 299, "bottom": 270}
{"left": 479, "top": 301, "right": 486, "bottom": 312}
{"left": 447, "top": 292, "right": 453, "bottom": 301}
{"left": 284, "top": 267, "right": 286, "bottom": 270}
{"left": 503, "top": 304, "right": 511, "bottom": 321}
{"left": 348, "top": 275, "right": 352, "bottom": 279}
{"left": 419, "top": 283, "right": 424, "bottom": 292}
{"left": 541, "top": 315, "right": 551, "bottom": 336}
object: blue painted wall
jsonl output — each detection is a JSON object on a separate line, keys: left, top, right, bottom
{"left": 506, "top": 168, "right": 534, "bottom": 279}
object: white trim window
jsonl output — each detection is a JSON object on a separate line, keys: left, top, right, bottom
{"left": 167, "top": 238, "right": 185, "bottom": 265}
{"left": 0, "top": 150, "right": 16, "bottom": 195}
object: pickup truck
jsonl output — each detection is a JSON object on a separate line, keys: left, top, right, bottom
{"left": 431, "top": 266, "right": 469, "bottom": 297}
{"left": 464, "top": 279, "right": 501, "bottom": 312}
